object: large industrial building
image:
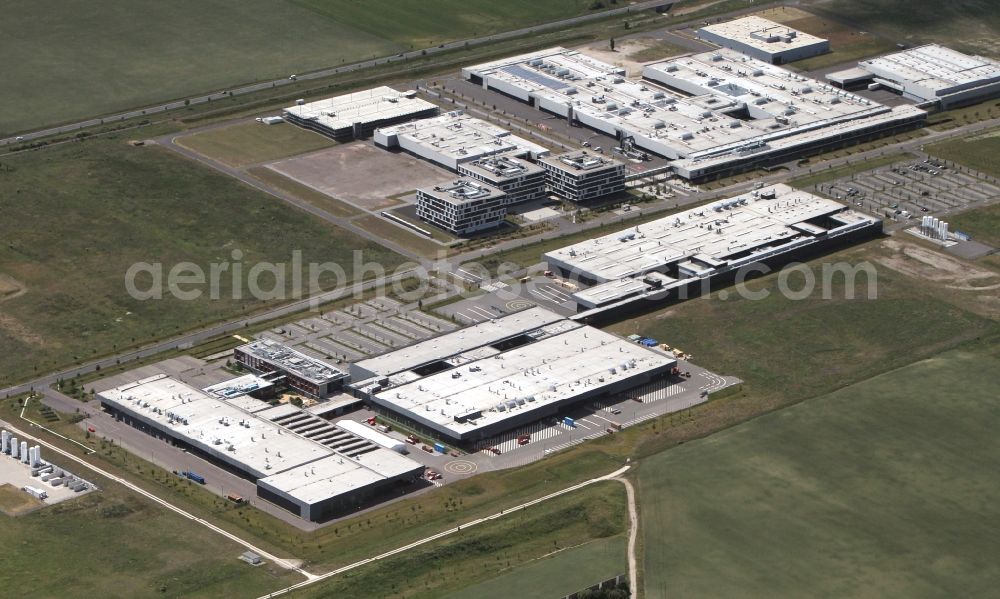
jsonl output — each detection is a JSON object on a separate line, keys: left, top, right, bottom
{"left": 540, "top": 151, "right": 626, "bottom": 202}
{"left": 98, "top": 375, "right": 424, "bottom": 521}
{"left": 696, "top": 16, "right": 829, "bottom": 64}
{"left": 846, "top": 45, "right": 1000, "bottom": 108}
{"left": 282, "top": 87, "right": 439, "bottom": 140}
{"left": 234, "top": 340, "right": 348, "bottom": 399}
{"left": 348, "top": 307, "right": 676, "bottom": 443}
{"left": 374, "top": 110, "right": 549, "bottom": 171}
{"left": 416, "top": 178, "right": 508, "bottom": 235}
{"left": 462, "top": 47, "right": 925, "bottom": 180}
{"left": 457, "top": 154, "right": 547, "bottom": 205}
{"left": 543, "top": 184, "right": 882, "bottom": 312}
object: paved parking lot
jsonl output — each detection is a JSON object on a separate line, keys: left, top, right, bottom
{"left": 258, "top": 296, "right": 458, "bottom": 363}
{"left": 810, "top": 155, "right": 1000, "bottom": 226}
{"left": 433, "top": 275, "right": 577, "bottom": 325}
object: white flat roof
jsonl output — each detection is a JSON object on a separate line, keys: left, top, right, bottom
{"left": 100, "top": 375, "right": 329, "bottom": 478}
{"left": 544, "top": 183, "right": 879, "bottom": 282}
{"left": 419, "top": 178, "right": 506, "bottom": 206}
{"left": 372, "top": 325, "right": 674, "bottom": 436}
{"left": 464, "top": 47, "right": 921, "bottom": 172}
{"left": 377, "top": 111, "right": 548, "bottom": 161}
{"left": 699, "top": 16, "right": 828, "bottom": 53}
{"left": 258, "top": 447, "right": 419, "bottom": 505}
{"left": 100, "top": 375, "right": 422, "bottom": 504}
{"left": 283, "top": 86, "right": 437, "bottom": 131}
{"left": 459, "top": 154, "right": 545, "bottom": 182}
{"left": 540, "top": 150, "right": 625, "bottom": 173}
{"left": 203, "top": 374, "right": 274, "bottom": 400}
{"left": 859, "top": 44, "right": 1000, "bottom": 95}
{"left": 237, "top": 339, "right": 346, "bottom": 385}
{"left": 353, "top": 307, "right": 566, "bottom": 378}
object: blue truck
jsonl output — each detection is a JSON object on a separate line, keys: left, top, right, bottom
{"left": 182, "top": 471, "right": 206, "bottom": 484}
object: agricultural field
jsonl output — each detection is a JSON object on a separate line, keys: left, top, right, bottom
{"left": 0, "top": 130, "right": 403, "bottom": 387}
{"left": 441, "top": 535, "right": 627, "bottom": 599}
{"left": 638, "top": 344, "right": 1000, "bottom": 598}
{"left": 820, "top": 0, "right": 1000, "bottom": 57}
{"left": 0, "top": 0, "right": 612, "bottom": 135}
{"left": 175, "top": 121, "right": 335, "bottom": 168}
{"left": 293, "top": 482, "right": 627, "bottom": 599}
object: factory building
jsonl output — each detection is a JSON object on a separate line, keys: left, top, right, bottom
{"left": 234, "top": 340, "right": 348, "bottom": 399}
{"left": 462, "top": 47, "right": 925, "bottom": 181}
{"left": 374, "top": 110, "right": 549, "bottom": 171}
{"left": 848, "top": 45, "right": 1000, "bottom": 108}
{"left": 349, "top": 307, "right": 676, "bottom": 444}
{"left": 416, "top": 178, "right": 508, "bottom": 235}
{"left": 98, "top": 375, "right": 424, "bottom": 522}
{"left": 543, "top": 184, "right": 882, "bottom": 314}
{"left": 282, "top": 86, "right": 439, "bottom": 140}
{"left": 696, "top": 16, "right": 829, "bottom": 64}
{"left": 540, "top": 151, "right": 626, "bottom": 202}
{"left": 457, "top": 154, "right": 547, "bottom": 205}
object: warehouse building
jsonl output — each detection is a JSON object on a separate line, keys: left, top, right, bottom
{"left": 543, "top": 184, "right": 882, "bottom": 313}
{"left": 462, "top": 47, "right": 925, "bottom": 181}
{"left": 416, "top": 178, "right": 508, "bottom": 235}
{"left": 540, "top": 151, "right": 626, "bottom": 202}
{"left": 234, "top": 340, "right": 348, "bottom": 399}
{"left": 850, "top": 45, "right": 1000, "bottom": 108}
{"left": 457, "top": 154, "right": 547, "bottom": 205}
{"left": 374, "top": 110, "right": 549, "bottom": 171}
{"left": 696, "top": 16, "right": 829, "bottom": 64}
{"left": 282, "top": 87, "right": 438, "bottom": 140}
{"left": 99, "top": 375, "right": 424, "bottom": 521}
{"left": 349, "top": 307, "right": 675, "bottom": 443}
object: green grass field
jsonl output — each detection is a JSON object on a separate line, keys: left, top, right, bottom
{"left": 441, "top": 535, "right": 627, "bottom": 599}
{"left": 925, "top": 128, "right": 1000, "bottom": 179}
{"left": 0, "top": 0, "right": 606, "bottom": 135}
{"left": 0, "top": 484, "right": 44, "bottom": 516}
{"left": 246, "top": 167, "right": 363, "bottom": 219}
{"left": 0, "top": 131, "right": 403, "bottom": 386}
{"left": 820, "top": 0, "right": 1000, "bottom": 57}
{"left": 946, "top": 204, "right": 1000, "bottom": 248}
{"left": 608, "top": 239, "right": 998, "bottom": 404}
{"left": 0, "top": 448, "right": 299, "bottom": 597}
{"left": 293, "top": 482, "right": 627, "bottom": 599}
{"left": 176, "top": 121, "right": 335, "bottom": 168}
{"left": 638, "top": 344, "right": 1000, "bottom": 598}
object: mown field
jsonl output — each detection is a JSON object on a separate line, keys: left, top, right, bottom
{"left": 441, "top": 534, "right": 627, "bottom": 599}
{"left": 926, "top": 128, "right": 1000, "bottom": 179}
{"left": 638, "top": 344, "right": 1000, "bottom": 598}
{"left": 608, "top": 238, "right": 999, "bottom": 404}
{"left": 0, "top": 0, "right": 609, "bottom": 135}
{"left": 0, "top": 405, "right": 299, "bottom": 599}
{"left": 819, "top": 0, "right": 1000, "bottom": 57}
{"left": 0, "top": 130, "right": 403, "bottom": 387}
{"left": 293, "top": 482, "right": 627, "bottom": 599}
{"left": 176, "top": 121, "right": 335, "bottom": 168}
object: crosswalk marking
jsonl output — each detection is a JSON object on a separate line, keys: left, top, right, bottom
{"left": 481, "top": 281, "right": 510, "bottom": 293}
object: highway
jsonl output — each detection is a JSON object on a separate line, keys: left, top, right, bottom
{"left": 0, "top": 0, "right": 673, "bottom": 147}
